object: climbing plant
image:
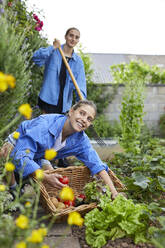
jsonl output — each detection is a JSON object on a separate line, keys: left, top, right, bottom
{"left": 110, "top": 61, "right": 147, "bottom": 153}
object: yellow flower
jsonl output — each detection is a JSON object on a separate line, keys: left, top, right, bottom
{"left": 0, "top": 184, "right": 6, "bottom": 191}
{"left": 0, "top": 81, "right": 8, "bottom": 92}
{"left": 35, "top": 169, "right": 44, "bottom": 180}
{"left": 44, "top": 148, "right": 57, "bottom": 160}
{"left": 41, "top": 245, "right": 50, "bottom": 248}
{"left": 15, "top": 241, "right": 26, "bottom": 248}
{"left": 59, "top": 186, "right": 74, "bottom": 201}
{"left": 67, "top": 211, "right": 84, "bottom": 226}
{"left": 5, "top": 162, "right": 15, "bottom": 172}
{"left": 27, "top": 229, "right": 43, "bottom": 243}
{"left": 15, "top": 215, "right": 29, "bottom": 229}
{"left": 25, "top": 201, "right": 31, "bottom": 208}
{"left": 5, "top": 74, "right": 16, "bottom": 88}
{"left": 13, "top": 131, "right": 20, "bottom": 139}
{"left": 0, "top": 72, "right": 8, "bottom": 92}
{"left": 25, "top": 149, "right": 30, "bottom": 154}
{"left": 38, "top": 227, "right": 47, "bottom": 237}
{"left": 18, "top": 103, "right": 32, "bottom": 119}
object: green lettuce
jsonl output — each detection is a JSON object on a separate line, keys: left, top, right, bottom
{"left": 85, "top": 194, "right": 150, "bottom": 248}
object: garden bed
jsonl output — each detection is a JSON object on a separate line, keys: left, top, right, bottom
{"left": 72, "top": 226, "right": 155, "bottom": 248}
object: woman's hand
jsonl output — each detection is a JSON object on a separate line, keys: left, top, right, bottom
{"left": 53, "top": 39, "right": 60, "bottom": 49}
{"left": 43, "top": 172, "right": 66, "bottom": 189}
{"left": 111, "top": 190, "right": 119, "bottom": 200}
{"left": 98, "top": 170, "right": 119, "bottom": 201}
{"left": 0, "top": 142, "right": 13, "bottom": 158}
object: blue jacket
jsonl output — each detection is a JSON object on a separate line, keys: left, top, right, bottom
{"left": 32, "top": 45, "right": 87, "bottom": 113}
{"left": 10, "top": 114, "right": 108, "bottom": 178}
{"left": 11, "top": 114, "right": 108, "bottom": 177}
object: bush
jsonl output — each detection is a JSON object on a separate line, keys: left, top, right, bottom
{"left": 0, "top": 14, "right": 31, "bottom": 135}
{"left": 0, "top": 0, "right": 48, "bottom": 137}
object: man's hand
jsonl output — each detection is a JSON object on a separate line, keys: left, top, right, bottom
{"left": 0, "top": 142, "right": 13, "bottom": 158}
{"left": 53, "top": 39, "right": 60, "bottom": 49}
{"left": 43, "top": 172, "right": 66, "bottom": 189}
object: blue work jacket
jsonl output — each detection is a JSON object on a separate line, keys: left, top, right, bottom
{"left": 32, "top": 45, "right": 87, "bottom": 113}
{"left": 11, "top": 114, "right": 108, "bottom": 178}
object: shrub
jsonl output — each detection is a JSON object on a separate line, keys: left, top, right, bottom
{"left": 0, "top": 14, "right": 31, "bottom": 135}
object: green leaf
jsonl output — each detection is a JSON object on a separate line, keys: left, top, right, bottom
{"left": 93, "top": 234, "right": 107, "bottom": 248}
{"left": 132, "top": 172, "right": 150, "bottom": 189}
{"left": 158, "top": 176, "right": 165, "bottom": 191}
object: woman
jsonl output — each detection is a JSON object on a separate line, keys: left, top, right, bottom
{"left": 33, "top": 27, "right": 86, "bottom": 167}
{"left": 8, "top": 100, "right": 118, "bottom": 199}
{"left": 33, "top": 27, "right": 86, "bottom": 114}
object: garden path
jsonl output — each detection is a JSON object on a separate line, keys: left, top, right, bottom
{"left": 37, "top": 207, "right": 80, "bottom": 248}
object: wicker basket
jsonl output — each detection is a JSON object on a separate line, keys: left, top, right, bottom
{"left": 33, "top": 166, "right": 125, "bottom": 222}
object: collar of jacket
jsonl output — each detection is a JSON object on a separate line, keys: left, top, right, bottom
{"left": 48, "top": 115, "right": 68, "bottom": 139}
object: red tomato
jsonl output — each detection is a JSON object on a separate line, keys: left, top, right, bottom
{"left": 59, "top": 176, "right": 69, "bottom": 184}
{"left": 64, "top": 200, "right": 75, "bottom": 207}
{"left": 78, "top": 194, "right": 86, "bottom": 200}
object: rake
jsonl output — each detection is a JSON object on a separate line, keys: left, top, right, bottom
{"left": 58, "top": 46, "right": 106, "bottom": 147}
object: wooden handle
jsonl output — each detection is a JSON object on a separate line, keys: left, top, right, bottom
{"left": 58, "top": 46, "right": 84, "bottom": 100}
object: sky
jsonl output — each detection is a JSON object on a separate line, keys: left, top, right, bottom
{"left": 27, "top": 0, "right": 165, "bottom": 55}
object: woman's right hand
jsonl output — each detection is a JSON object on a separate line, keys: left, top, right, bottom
{"left": 53, "top": 39, "right": 60, "bottom": 49}
{"left": 43, "top": 172, "right": 65, "bottom": 189}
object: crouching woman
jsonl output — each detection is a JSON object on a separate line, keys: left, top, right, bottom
{"left": 9, "top": 100, "right": 119, "bottom": 199}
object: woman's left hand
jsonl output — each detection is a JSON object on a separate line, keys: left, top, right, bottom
{"left": 111, "top": 191, "right": 119, "bottom": 200}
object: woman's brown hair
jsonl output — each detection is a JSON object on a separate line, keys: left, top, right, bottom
{"left": 65, "top": 27, "right": 80, "bottom": 36}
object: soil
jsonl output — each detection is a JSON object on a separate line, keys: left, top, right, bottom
{"left": 72, "top": 226, "right": 155, "bottom": 248}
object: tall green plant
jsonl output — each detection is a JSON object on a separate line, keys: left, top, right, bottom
{"left": 111, "top": 61, "right": 146, "bottom": 153}
{"left": 0, "top": 0, "right": 49, "bottom": 137}
{"left": 4, "top": 0, "right": 49, "bottom": 107}
{"left": 119, "top": 79, "right": 145, "bottom": 153}
{"left": 0, "top": 14, "right": 31, "bottom": 135}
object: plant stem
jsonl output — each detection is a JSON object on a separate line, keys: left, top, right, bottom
{"left": 0, "top": 114, "right": 22, "bottom": 137}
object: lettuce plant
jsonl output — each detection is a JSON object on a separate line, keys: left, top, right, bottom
{"left": 85, "top": 193, "right": 150, "bottom": 248}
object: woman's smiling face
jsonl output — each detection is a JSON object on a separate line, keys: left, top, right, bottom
{"left": 65, "top": 29, "right": 80, "bottom": 48}
{"left": 68, "top": 104, "right": 96, "bottom": 132}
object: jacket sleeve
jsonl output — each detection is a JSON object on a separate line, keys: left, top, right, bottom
{"left": 6, "top": 132, "right": 16, "bottom": 146}
{"left": 75, "top": 140, "right": 109, "bottom": 176}
{"left": 74, "top": 58, "right": 87, "bottom": 100}
{"left": 10, "top": 118, "right": 49, "bottom": 178}
{"left": 32, "top": 46, "right": 54, "bottom": 67}
{"left": 11, "top": 135, "right": 40, "bottom": 178}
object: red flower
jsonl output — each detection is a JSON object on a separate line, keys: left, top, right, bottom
{"left": 39, "top": 21, "right": 43, "bottom": 27}
{"left": 35, "top": 26, "right": 42, "bottom": 31}
{"left": 33, "top": 13, "right": 39, "bottom": 21}
{"left": 8, "top": 2, "right": 12, "bottom": 7}
{"left": 33, "top": 13, "right": 44, "bottom": 32}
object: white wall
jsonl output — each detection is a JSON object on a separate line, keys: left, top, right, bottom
{"left": 104, "top": 85, "right": 165, "bottom": 131}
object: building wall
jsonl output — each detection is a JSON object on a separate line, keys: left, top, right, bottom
{"left": 104, "top": 85, "right": 165, "bottom": 131}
